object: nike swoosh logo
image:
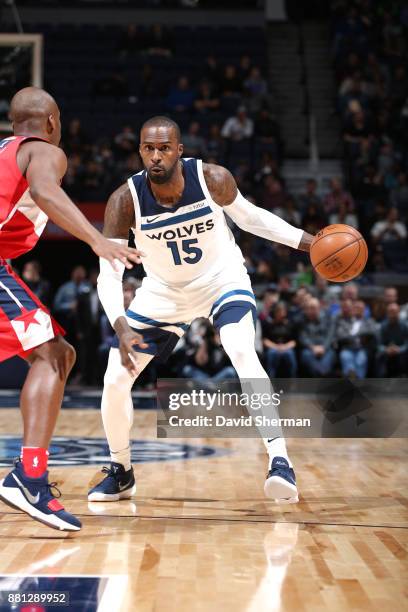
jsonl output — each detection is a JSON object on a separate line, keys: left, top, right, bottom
{"left": 146, "top": 216, "right": 160, "bottom": 223}
{"left": 119, "top": 482, "right": 131, "bottom": 491}
{"left": 12, "top": 473, "right": 40, "bottom": 504}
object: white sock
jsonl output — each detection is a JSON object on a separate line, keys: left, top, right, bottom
{"left": 101, "top": 348, "right": 153, "bottom": 471}
{"left": 220, "top": 313, "right": 293, "bottom": 470}
{"left": 264, "top": 437, "right": 292, "bottom": 469}
{"left": 110, "top": 446, "right": 132, "bottom": 471}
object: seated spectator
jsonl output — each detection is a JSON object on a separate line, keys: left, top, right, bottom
{"left": 243, "top": 66, "right": 268, "bottom": 111}
{"left": 372, "top": 286, "right": 400, "bottom": 325}
{"left": 203, "top": 54, "right": 221, "bottom": 89}
{"left": 63, "top": 118, "right": 88, "bottom": 155}
{"left": 298, "top": 178, "right": 322, "bottom": 214}
{"left": 377, "top": 142, "right": 396, "bottom": 176}
{"left": 21, "top": 261, "right": 51, "bottom": 307}
{"left": 370, "top": 207, "right": 407, "bottom": 245}
{"left": 302, "top": 202, "right": 327, "bottom": 235}
{"left": 238, "top": 54, "right": 253, "bottom": 79}
{"left": 274, "top": 196, "right": 301, "bottom": 227}
{"left": 298, "top": 298, "right": 336, "bottom": 377}
{"left": 339, "top": 78, "right": 370, "bottom": 116}
{"left": 80, "top": 160, "right": 106, "bottom": 201}
{"left": 258, "top": 285, "right": 280, "bottom": 322}
{"left": 166, "top": 76, "right": 195, "bottom": 113}
{"left": 145, "top": 24, "right": 173, "bottom": 57}
{"left": 253, "top": 258, "right": 277, "bottom": 284}
{"left": 259, "top": 175, "right": 286, "bottom": 211}
{"left": 344, "top": 111, "right": 374, "bottom": 148}
{"left": 377, "top": 303, "right": 408, "bottom": 376}
{"left": 219, "top": 64, "right": 242, "bottom": 98}
{"left": 117, "top": 24, "right": 146, "bottom": 58}
{"left": 274, "top": 244, "right": 298, "bottom": 275}
{"left": 383, "top": 286, "right": 399, "bottom": 306}
{"left": 63, "top": 153, "right": 84, "bottom": 200}
{"left": 53, "top": 266, "right": 89, "bottom": 357}
{"left": 182, "top": 121, "right": 208, "bottom": 158}
{"left": 261, "top": 302, "right": 297, "bottom": 378}
{"left": 323, "top": 177, "right": 355, "bottom": 215}
{"left": 111, "top": 152, "right": 142, "bottom": 187}
{"left": 254, "top": 108, "right": 281, "bottom": 159}
{"left": 114, "top": 126, "right": 137, "bottom": 159}
{"left": 333, "top": 299, "right": 377, "bottom": 378}
{"left": 288, "top": 287, "right": 313, "bottom": 328}
{"left": 328, "top": 282, "right": 370, "bottom": 318}
{"left": 221, "top": 106, "right": 254, "bottom": 142}
{"left": 194, "top": 81, "right": 220, "bottom": 114}
{"left": 329, "top": 200, "right": 359, "bottom": 228}
{"left": 206, "top": 123, "right": 225, "bottom": 162}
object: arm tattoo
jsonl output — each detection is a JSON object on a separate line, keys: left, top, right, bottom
{"left": 203, "top": 163, "right": 238, "bottom": 206}
{"left": 103, "top": 183, "right": 135, "bottom": 239}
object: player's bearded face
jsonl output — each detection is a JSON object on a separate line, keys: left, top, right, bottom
{"left": 146, "top": 156, "right": 179, "bottom": 184}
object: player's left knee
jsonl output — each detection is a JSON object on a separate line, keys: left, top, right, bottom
{"left": 226, "top": 345, "right": 258, "bottom": 369}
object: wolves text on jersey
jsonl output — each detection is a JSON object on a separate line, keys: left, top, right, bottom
{"left": 144, "top": 218, "right": 214, "bottom": 241}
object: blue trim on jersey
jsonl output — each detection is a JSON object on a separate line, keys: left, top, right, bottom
{"left": 130, "top": 159, "right": 206, "bottom": 218}
{"left": 210, "top": 290, "right": 256, "bottom": 316}
{"left": 141, "top": 206, "right": 212, "bottom": 230}
{"left": 126, "top": 309, "right": 189, "bottom": 331}
{"left": 213, "top": 301, "right": 257, "bottom": 331}
{"left": 0, "top": 264, "right": 38, "bottom": 320}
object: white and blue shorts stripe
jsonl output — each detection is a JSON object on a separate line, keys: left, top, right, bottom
{"left": 112, "top": 280, "right": 257, "bottom": 363}
{"left": 209, "top": 289, "right": 257, "bottom": 330}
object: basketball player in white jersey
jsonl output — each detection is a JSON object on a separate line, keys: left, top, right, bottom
{"left": 90, "top": 116, "right": 313, "bottom": 504}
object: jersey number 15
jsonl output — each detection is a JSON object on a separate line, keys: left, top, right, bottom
{"left": 167, "top": 239, "right": 202, "bottom": 265}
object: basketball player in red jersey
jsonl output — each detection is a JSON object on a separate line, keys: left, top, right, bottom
{"left": 0, "top": 87, "right": 145, "bottom": 531}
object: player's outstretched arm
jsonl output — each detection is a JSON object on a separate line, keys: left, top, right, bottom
{"left": 97, "top": 183, "right": 147, "bottom": 375}
{"left": 203, "top": 163, "right": 313, "bottom": 252}
{"left": 24, "top": 141, "right": 144, "bottom": 267}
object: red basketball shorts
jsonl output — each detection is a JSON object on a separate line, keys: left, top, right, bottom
{"left": 0, "top": 260, "right": 65, "bottom": 362}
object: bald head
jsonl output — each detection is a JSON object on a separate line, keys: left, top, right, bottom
{"left": 10, "top": 87, "right": 61, "bottom": 146}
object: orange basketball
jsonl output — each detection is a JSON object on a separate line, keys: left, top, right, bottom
{"left": 310, "top": 224, "right": 368, "bottom": 282}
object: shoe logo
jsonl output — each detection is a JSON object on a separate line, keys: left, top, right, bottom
{"left": 118, "top": 481, "right": 130, "bottom": 491}
{"left": 146, "top": 216, "right": 160, "bottom": 223}
{"left": 12, "top": 474, "right": 40, "bottom": 504}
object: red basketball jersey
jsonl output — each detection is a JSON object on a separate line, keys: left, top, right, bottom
{"left": 0, "top": 135, "right": 48, "bottom": 259}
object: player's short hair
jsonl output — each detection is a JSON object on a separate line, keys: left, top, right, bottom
{"left": 141, "top": 116, "right": 181, "bottom": 142}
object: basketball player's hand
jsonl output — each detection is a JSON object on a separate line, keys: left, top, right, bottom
{"left": 119, "top": 331, "right": 149, "bottom": 377}
{"left": 93, "top": 236, "right": 145, "bottom": 269}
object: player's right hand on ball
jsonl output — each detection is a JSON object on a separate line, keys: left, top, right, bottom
{"left": 119, "top": 331, "right": 148, "bottom": 377}
{"left": 93, "top": 236, "right": 146, "bottom": 269}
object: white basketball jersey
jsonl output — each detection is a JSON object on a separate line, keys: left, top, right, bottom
{"left": 128, "top": 158, "right": 246, "bottom": 285}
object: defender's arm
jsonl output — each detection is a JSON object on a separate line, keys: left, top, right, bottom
{"left": 24, "top": 141, "right": 144, "bottom": 266}
{"left": 203, "top": 163, "right": 313, "bottom": 252}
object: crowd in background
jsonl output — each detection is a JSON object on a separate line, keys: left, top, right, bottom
{"left": 58, "top": 14, "right": 408, "bottom": 278}
{"left": 17, "top": 259, "right": 408, "bottom": 386}
{"left": 331, "top": 0, "right": 408, "bottom": 272}
{"left": 5, "top": 5, "right": 408, "bottom": 383}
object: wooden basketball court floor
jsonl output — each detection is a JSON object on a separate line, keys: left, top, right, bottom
{"left": 0, "top": 406, "right": 407, "bottom": 611}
